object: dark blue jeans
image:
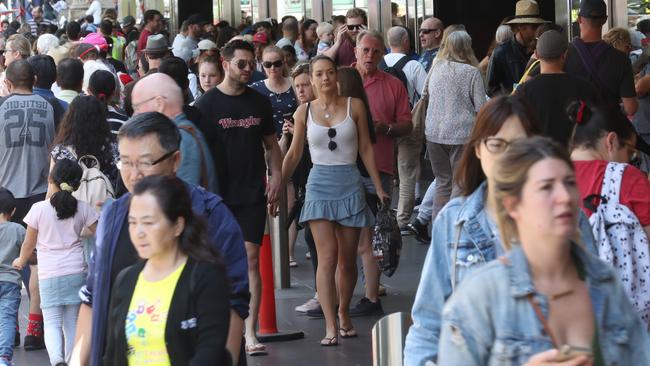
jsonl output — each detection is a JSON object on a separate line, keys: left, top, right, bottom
{"left": 0, "top": 282, "right": 20, "bottom": 363}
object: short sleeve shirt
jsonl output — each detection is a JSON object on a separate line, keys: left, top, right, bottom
{"left": 195, "top": 87, "right": 276, "bottom": 206}
{"left": 362, "top": 70, "right": 412, "bottom": 175}
{"left": 0, "top": 222, "right": 25, "bottom": 286}
{"left": 249, "top": 81, "right": 298, "bottom": 137}
{"left": 574, "top": 160, "right": 650, "bottom": 226}
{"left": 336, "top": 38, "right": 357, "bottom": 67}
{"left": 23, "top": 200, "right": 99, "bottom": 279}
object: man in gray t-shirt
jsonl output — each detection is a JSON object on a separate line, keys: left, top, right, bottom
{"left": 0, "top": 60, "right": 58, "bottom": 214}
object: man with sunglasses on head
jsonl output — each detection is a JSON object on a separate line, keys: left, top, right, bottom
{"left": 418, "top": 17, "right": 443, "bottom": 72}
{"left": 323, "top": 8, "right": 367, "bottom": 67}
{"left": 195, "top": 39, "right": 282, "bottom": 357}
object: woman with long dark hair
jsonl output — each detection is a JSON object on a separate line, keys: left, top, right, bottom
{"left": 281, "top": 55, "right": 388, "bottom": 346}
{"left": 50, "top": 95, "right": 118, "bottom": 187}
{"left": 103, "top": 175, "right": 231, "bottom": 365}
{"left": 296, "top": 19, "right": 318, "bottom": 60}
{"left": 87, "top": 69, "right": 128, "bottom": 134}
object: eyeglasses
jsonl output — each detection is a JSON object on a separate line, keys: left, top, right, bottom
{"left": 131, "top": 95, "right": 166, "bottom": 111}
{"left": 328, "top": 128, "right": 337, "bottom": 151}
{"left": 347, "top": 24, "right": 362, "bottom": 31}
{"left": 483, "top": 137, "right": 511, "bottom": 154}
{"left": 231, "top": 59, "right": 256, "bottom": 70}
{"left": 117, "top": 149, "right": 178, "bottom": 172}
{"left": 419, "top": 28, "right": 439, "bottom": 35}
{"left": 263, "top": 60, "right": 283, "bottom": 69}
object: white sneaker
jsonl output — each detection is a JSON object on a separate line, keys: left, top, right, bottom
{"left": 295, "top": 297, "right": 320, "bottom": 313}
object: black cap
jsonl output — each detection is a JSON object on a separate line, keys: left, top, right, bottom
{"left": 579, "top": 0, "right": 607, "bottom": 18}
{"left": 122, "top": 15, "right": 136, "bottom": 27}
{"left": 186, "top": 14, "right": 207, "bottom": 26}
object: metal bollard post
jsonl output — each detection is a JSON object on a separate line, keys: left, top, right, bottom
{"left": 270, "top": 183, "right": 291, "bottom": 289}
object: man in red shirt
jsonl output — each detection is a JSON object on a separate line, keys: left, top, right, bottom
{"left": 323, "top": 8, "right": 367, "bottom": 67}
{"left": 137, "top": 9, "right": 163, "bottom": 53}
{"left": 350, "top": 30, "right": 412, "bottom": 316}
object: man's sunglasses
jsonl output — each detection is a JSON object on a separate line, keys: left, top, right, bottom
{"left": 347, "top": 24, "right": 362, "bottom": 31}
{"left": 419, "top": 28, "right": 439, "bottom": 35}
{"left": 232, "top": 59, "right": 256, "bottom": 70}
{"left": 263, "top": 60, "right": 283, "bottom": 69}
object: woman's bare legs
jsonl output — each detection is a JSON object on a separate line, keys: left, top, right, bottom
{"left": 309, "top": 220, "right": 340, "bottom": 342}
{"left": 335, "top": 225, "right": 361, "bottom": 332}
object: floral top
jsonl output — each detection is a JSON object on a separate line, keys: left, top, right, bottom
{"left": 51, "top": 143, "right": 119, "bottom": 186}
{"left": 250, "top": 80, "right": 298, "bottom": 137}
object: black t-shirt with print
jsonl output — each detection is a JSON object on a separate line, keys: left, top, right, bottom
{"left": 516, "top": 73, "right": 601, "bottom": 147}
{"left": 195, "top": 87, "right": 276, "bottom": 206}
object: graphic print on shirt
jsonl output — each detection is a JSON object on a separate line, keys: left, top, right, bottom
{"left": 4, "top": 107, "right": 50, "bottom": 147}
{"left": 218, "top": 116, "right": 262, "bottom": 129}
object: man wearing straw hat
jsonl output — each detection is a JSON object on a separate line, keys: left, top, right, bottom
{"left": 487, "top": 0, "right": 547, "bottom": 96}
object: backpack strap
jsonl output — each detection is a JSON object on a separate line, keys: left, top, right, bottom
{"left": 572, "top": 39, "right": 613, "bottom": 95}
{"left": 178, "top": 125, "right": 209, "bottom": 189}
{"left": 393, "top": 55, "right": 410, "bottom": 72}
{"left": 600, "top": 162, "right": 626, "bottom": 204}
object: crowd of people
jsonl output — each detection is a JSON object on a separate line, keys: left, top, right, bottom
{"left": 0, "top": 0, "right": 650, "bottom": 365}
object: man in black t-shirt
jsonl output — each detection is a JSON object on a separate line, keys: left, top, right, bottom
{"left": 565, "top": 0, "right": 637, "bottom": 115}
{"left": 195, "top": 39, "right": 282, "bottom": 356}
{"left": 516, "top": 30, "right": 600, "bottom": 147}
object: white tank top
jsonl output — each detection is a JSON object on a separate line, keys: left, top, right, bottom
{"left": 307, "top": 97, "right": 358, "bottom": 165}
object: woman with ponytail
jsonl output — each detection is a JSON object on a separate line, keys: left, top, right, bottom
{"left": 569, "top": 101, "right": 650, "bottom": 238}
{"left": 103, "top": 175, "right": 231, "bottom": 365}
{"left": 88, "top": 69, "right": 128, "bottom": 134}
{"left": 12, "top": 158, "right": 99, "bottom": 365}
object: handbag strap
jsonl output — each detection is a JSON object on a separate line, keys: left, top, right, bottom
{"left": 421, "top": 63, "right": 436, "bottom": 99}
{"left": 497, "top": 256, "right": 560, "bottom": 348}
{"left": 178, "top": 125, "right": 209, "bottom": 189}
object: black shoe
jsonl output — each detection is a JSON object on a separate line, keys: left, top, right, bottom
{"left": 13, "top": 331, "right": 19, "bottom": 347}
{"left": 408, "top": 217, "right": 431, "bottom": 244}
{"left": 400, "top": 225, "right": 413, "bottom": 236}
{"left": 23, "top": 334, "right": 45, "bottom": 351}
{"left": 306, "top": 304, "right": 339, "bottom": 318}
{"left": 349, "top": 297, "right": 383, "bottom": 317}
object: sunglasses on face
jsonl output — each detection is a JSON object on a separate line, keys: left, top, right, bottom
{"left": 263, "top": 60, "right": 283, "bottom": 69}
{"left": 419, "top": 28, "right": 438, "bottom": 35}
{"left": 347, "top": 24, "right": 362, "bottom": 31}
{"left": 232, "top": 59, "right": 256, "bottom": 70}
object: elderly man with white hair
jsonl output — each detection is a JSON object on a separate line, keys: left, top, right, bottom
{"left": 36, "top": 34, "right": 59, "bottom": 56}
{"left": 382, "top": 26, "right": 427, "bottom": 233}
{"left": 131, "top": 72, "right": 218, "bottom": 192}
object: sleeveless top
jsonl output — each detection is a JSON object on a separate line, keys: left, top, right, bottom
{"left": 307, "top": 97, "right": 358, "bottom": 165}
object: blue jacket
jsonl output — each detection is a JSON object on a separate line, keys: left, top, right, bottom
{"left": 438, "top": 244, "right": 650, "bottom": 365}
{"left": 173, "top": 113, "right": 219, "bottom": 194}
{"left": 82, "top": 181, "right": 248, "bottom": 366}
{"left": 404, "top": 182, "right": 597, "bottom": 366}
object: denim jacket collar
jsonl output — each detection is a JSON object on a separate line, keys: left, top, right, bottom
{"left": 454, "top": 182, "right": 494, "bottom": 248}
{"left": 505, "top": 243, "right": 615, "bottom": 298}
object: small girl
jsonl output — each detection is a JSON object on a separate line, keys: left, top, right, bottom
{"left": 13, "top": 158, "right": 99, "bottom": 366}
{"left": 316, "top": 22, "right": 334, "bottom": 55}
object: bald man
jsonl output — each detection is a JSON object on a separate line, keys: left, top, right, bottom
{"left": 418, "top": 17, "right": 443, "bottom": 72}
{"left": 131, "top": 73, "right": 218, "bottom": 192}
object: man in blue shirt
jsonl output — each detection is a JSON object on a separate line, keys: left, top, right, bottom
{"left": 27, "top": 54, "right": 68, "bottom": 113}
{"left": 418, "top": 17, "right": 443, "bottom": 72}
{"left": 72, "top": 112, "right": 249, "bottom": 366}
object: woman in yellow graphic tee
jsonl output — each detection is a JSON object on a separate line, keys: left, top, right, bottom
{"left": 103, "top": 175, "right": 231, "bottom": 365}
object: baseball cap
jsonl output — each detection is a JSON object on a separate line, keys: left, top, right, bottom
{"left": 253, "top": 31, "right": 268, "bottom": 45}
{"left": 82, "top": 32, "right": 108, "bottom": 51}
{"left": 579, "top": 0, "right": 607, "bottom": 18}
{"left": 536, "top": 30, "right": 568, "bottom": 59}
{"left": 198, "top": 39, "right": 218, "bottom": 51}
{"left": 122, "top": 15, "right": 136, "bottom": 27}
{"left": 74, "top": 43, "right": 99, "bottom": 59}
{"left": 186, "top": 14, "right": 208, "bottom": 26}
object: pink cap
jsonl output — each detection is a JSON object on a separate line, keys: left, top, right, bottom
{"left": 253, "top": 31, "right": 268, "bottom": 45}
{"left": 82, "top": 32, "right": 108, "bottom": 52}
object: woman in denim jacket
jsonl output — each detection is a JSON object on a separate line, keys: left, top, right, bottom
{"left": 437, "top": 137, "right": 650, "bottom": 366}
{"left": 404, "top": 97, "right": 597, "bottom": 366}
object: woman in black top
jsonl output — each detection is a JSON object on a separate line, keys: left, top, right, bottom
{"left": 103, "top": 175, "right": 231, "bottom": 366}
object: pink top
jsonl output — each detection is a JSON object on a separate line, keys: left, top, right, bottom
{"left": 361, "top": 69, "right": 412, "bottom": 175}
{"left": 23, "top": 200, "right": 98, "bottom": 280}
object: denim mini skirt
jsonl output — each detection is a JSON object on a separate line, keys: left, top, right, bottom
{"left": 299, "top": 164, "right": 375, "bottom": 227}
{"left": 39, "top": 273, "right": 86, "bottom": 309}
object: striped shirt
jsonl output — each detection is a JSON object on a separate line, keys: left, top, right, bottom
{"left": 27, "top": 18, "right": 55, "bottom": 36}
{"left": 107, "top": 106, "right": 128, "bottom": 134}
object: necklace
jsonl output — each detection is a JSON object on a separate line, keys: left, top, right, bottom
{"left": 321, "top": 102, "right": 334, "bottom": 119}
{"left": 550, "top": 289, "right": 574, "bottom": 301}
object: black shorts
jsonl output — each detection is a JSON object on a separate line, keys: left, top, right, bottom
{"left": 12, "top": 193, "right": 47, "bottom": 226}
{"left": 229, "top": 202, "right": 267, "bottom": 245}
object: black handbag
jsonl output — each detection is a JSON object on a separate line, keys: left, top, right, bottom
{"left": 372, "top": 200, "right": 402, "bottom": 277}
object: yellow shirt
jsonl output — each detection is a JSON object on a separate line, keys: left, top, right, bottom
{"left": 125, "top": 261, "right": 186, "bottom": 365}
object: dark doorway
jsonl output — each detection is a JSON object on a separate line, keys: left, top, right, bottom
{"left": 434, "top": 0, "right": 556, "bottom": 59}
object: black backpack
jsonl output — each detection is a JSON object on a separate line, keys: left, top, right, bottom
{"left": 379, "top": 55, "right": 410, "bottom": 95}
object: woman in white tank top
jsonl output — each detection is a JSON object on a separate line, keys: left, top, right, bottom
{"left": 280, "top": 55, "right": 388, "bottom": 346}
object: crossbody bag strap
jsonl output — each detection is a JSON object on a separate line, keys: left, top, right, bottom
{"left": 526, "top": 293, "right": 560, "bottom": 348}
{"left": 178, "top": 125, "right": 209, "bottom": 189}
{"left": 421, "top": 64, "right": 435, "bottom": 99}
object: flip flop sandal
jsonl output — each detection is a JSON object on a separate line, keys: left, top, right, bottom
{"left": 339, "top": 327, "right": 358, "bottom": 338}
{"left": 320, "top": 336, "right": 338, "bottom": 347}
{"left": 245, "top": 343, "right": 268, "bottom": 356}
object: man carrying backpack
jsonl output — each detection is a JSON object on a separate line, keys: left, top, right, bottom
{"left": 382, "top": 26, "right": 427, "bottom": 233}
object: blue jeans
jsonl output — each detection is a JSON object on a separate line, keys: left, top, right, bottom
{"left": 0, "top": 282, "right": 20, "bottom": 362}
